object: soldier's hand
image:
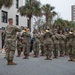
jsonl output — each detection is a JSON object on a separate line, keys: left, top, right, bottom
{"left": 3, "top": 48, "right": 6, "bottom": 51}
{"left": 16, "top": 26, "right": 20, "bottom": 28}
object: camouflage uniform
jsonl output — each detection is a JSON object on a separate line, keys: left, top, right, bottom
{"left": 64, "top": 32, "right": 69, "bottom": 55}
{"left": 16, "top": 32, "right": 22, "bottom": 57}
{"left": 43, "top": 31, "right": 53, "bottom": 60}
{"left": 59, "top": 33, "right": 66, "bottom": 57}
{"left": 33, "top": 33, "right": 40, "bottom": 57}
{"left": 4, "top": 25, "right": 21, "bottom": 64}
{"left": 22, "top": 31, "right": 31, "bottom": 59}
{"left": 66, "top": 31, "right": 75, "bottom": 61}
{"left": 52, "top": 33, "right": 60, "bottom": 58}
{"left": 40, "top": 33, "right": 45, "bottom": 56}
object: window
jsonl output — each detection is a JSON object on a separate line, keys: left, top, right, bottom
{"left": 2, "top": 10, "right": 8, "bottom": 23}
{"left": 27, "top": 19, "right": 30, "bottom": 28}
{"left": 16, "top": 0, "right": 19, "bottom": 8}
{"left": 16, "top": 15, "right": 19, "bottom": 25}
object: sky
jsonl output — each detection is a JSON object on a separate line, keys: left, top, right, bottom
{"left": 40, "top": 0, "right": 75, "bottom": 21}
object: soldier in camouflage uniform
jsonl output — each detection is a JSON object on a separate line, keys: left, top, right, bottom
{"left": 40, "top": 31, "right": 45, "bottom": 56}
{"left": 52, "top": 29, "right": 60, "bottom": 58}
{"left": 64, "top": 32, "right": 69, "bottom": 55}
{"left": 33, "top": 32, "right": 40, "bottom": 57}
{"left": 4, "top": 18, "right": 21, "bottom": 65}
{"left": 43, "top": 29, "right": 53, "bottom": 60}
{"left": 66, "top": 29, "right": 75, "bottom": 61}
{"left": 59, "top": 30, "right": 66, "bottom": 57}
{"left": 22, "top": 28, "right": 31, "bottom": 59}
{"left": 16, "top": 32, "right": 22, "bottom": 57}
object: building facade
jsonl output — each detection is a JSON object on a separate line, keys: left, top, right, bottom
{"left": 71, "top": 5, "right": 75, "bottom": 22}
{"left": 0, "top": 0, "right": 33, "bottom": 49}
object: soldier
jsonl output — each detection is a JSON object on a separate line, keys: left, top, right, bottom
{"left": 16, "top": 32, "right": 22, "bottom": 57}
{"left": 4, "top": 18, "right": 21, "bottom": 65}
{"left": 33, "top": 31, "right": 40, "bottom": 57}
{"left": 22, "top": 27, "right": 31, "bottom": 59}
{"left": 30, "top": 37, "right": 34, "bottom": 52}
{"left": 66, "top": 29, "right": 75, "bottom": 61}
{"left": 52, "top": 29, "right": 60, "bottom": 58}
{"left": 64, "top": 31, "right": 69, "bottom": 55}
{"left": 40, "top": 31, "right": 45, "bottom": 56}
{"left": 1, "top": 31, "right": 5, "bottom": 49}
{"left": 43, "top": 28, "right": 53, "bottom": 60}
{"left": 59, "top": 30, "right": 66, "bottom": 57}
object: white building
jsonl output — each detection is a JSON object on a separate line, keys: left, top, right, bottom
{"left": 0, "top": 0, "right": 33, "bottom": 49}
{"left": 72, "top": 5, "right": 75, "bottom": 22}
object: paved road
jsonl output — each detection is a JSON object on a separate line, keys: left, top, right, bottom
{"left": 0, "top": 53, "right": 75, "bottom": 75}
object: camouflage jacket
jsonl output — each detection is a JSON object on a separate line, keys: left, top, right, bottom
{"left": 52, "top": 33, "right": 60, "bottom": 44}
{"left": 4, "top": 25, "right": 21, "bottom": 48}
{"left": 43, "top": 32, "right": 53, "bottom": 45}
{"left": 5, "top": 25, "right": 21, "bottom": 41}
{"left": 59, "top": 34, "right": 66, "bottom": 44}
{"left": 21, "top": 31, "right": 31, "bottom": 44}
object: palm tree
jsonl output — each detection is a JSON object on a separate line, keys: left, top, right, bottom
{"left": 0, "top": 0, "right": 3, "bottom": 8}
{"left": 66, "top": 21, "right": 75, "bottom": 28}
{"left": 41, "top": 4, "right": 57, "bottom": 27}
{"left": 34, "top": 17, "right": 45, "bottom": 32}
{"left": 18, "top": 0, "right": 41, "bottom": 31}
{"left": 0, "top": 0, "right": 13, "bottom": 9}
{"left": 53, "top": 18, "right": 68, "bottom": 32}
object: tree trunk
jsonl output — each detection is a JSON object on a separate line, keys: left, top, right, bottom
{"left": 46, "top": 16, "right": 48, "bottom": 27}
{"left": 29, "top": 17, "right": 32, "bottom": 31}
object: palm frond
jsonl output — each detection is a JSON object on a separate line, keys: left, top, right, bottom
{"left": 4, "top": 0, "right": 13, "bottom": 8}
{"left": 0, "top": 0, "right": 3, "bottom": 8}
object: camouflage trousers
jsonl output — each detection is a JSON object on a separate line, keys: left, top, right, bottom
{"left": 44, "top": 44, "right": 53, "bottom": 58}
{"left": 5, "top": 40, "right": 16, "bottom": 61}
{"left": 6, "top": 50, "right": 15, "bottom": 61}
{"left": 40, "top": 44, "right": 45, "bottom": 56}
{"left": 68, "top": 45, "right": 75, "bottom": 59}
{"left": 53, "top": 44, "right": 59, "bottom": 57}
{"left": 17, "top": 44, "right": 22, "bottom": 56}
{"left": 64, "top": 42, "right": 68, "bottom": 55}
{"left": 33, "top": 43, "right": 39, "bottom": 56}
{"left": 23, "top": 43, "right": 30, "bottom": 56}
{"left": 59, "top": 43, "right": 65, "bottom": 56}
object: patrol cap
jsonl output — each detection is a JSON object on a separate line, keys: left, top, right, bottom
{"left": 70, "top": 28, "right": 73, "bottom": 32}
{"left": 46, "top": 26, "right": 50, "bottom": 30}
{"left": 60, "top": 30, "right": 63, "bottom": 33}
{"left": 8, "top": 18, "right": 13, "bottom": 21}
{"left": 54, "top": 28, "right": 57, "bottom": 31}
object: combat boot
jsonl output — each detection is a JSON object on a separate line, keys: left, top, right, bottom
{"left": 48, "top": 56, "right": 52, "bottom": 60}
{"left": 40, "top": 54, "right": 44, "bottom": 56}
{"left": 25, "top": 56, "right": 29, "bottom": 59}
{"left": 7, "top": 61, "right": 12, "bottom": 65}
{"left": 16, "top": 55, "right": 20, "bottom": 57}
{"left": 34, "top": 55, "right": 38, "bottom": 58}
{"left": 23, "top": 57, "right": 29, "bottom": 59}
{"left": 11, "top": 61, "right": 17, "bottom": 65}
{"left": 44, "top": 55, "right": 49, "bottom": 60}
{"left": 53, "top": 56, "right": 58, "bottom": 59}
{"left": 23, "top": 55, "right": 29, "bottom": 59}
{"left": 68, "top": 58, "right": 75, "bottom": 62}
{"left": 60, "top": 54, "right": 64, "bottom": 57}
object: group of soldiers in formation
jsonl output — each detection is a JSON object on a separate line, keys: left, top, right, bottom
{"left": 4, "top": 18, "right": 75, "bottom": 65}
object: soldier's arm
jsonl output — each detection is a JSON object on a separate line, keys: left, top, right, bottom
{"left": 21, "top": 32, "right": 24, "bottom": 38}
{"left": 43, "top": 33, "right": 46, "bottom": 39}
{"left": 52, "top": 35, "right": 54, "bottom": 42}
{"left": 15, "top": 26, "right": 21, "bottom": 32}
